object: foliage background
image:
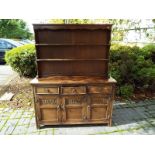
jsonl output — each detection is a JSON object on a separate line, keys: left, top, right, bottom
{"left": 0, "top": 19, "right": 32, "bottom": 39}
{"left": 5, "top": 43, "right": 155, "bottom": 98}
{"left": 3, "top": 19, "right": 155, "bottom": 98}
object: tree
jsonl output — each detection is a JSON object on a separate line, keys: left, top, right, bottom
{"left": 49, "top": 19, "right": 93, "bottom": 24}
{"left": 49, "top": 19, "right": 140, "bottom": 41}
{"left": 0, "top": 19, "right": 32, "bottom": 39}
{"left": 49, "top": 19, "right": 155, "bottom": 42}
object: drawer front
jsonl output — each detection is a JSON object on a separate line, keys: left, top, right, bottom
{"left": 61, "top": 86, "right": 86, "bottom": 95}
{"left": 36, "top": 87, "right": 59, "bottom": 94}
{"left": 88, "top": 85, "right": 112, "bottom": 94}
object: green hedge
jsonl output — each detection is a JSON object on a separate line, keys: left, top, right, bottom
{"left": 5, "top": 44, "right": 37, "bottom": 77}
{"left": 5, "top": 43, "right": 155, "bottom": 98}
{"left": 110, "top": 44, "right": 155, "bottom": 98}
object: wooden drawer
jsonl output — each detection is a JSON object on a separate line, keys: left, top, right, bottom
{"left": 61, "top": 86, "right": 86, "bottom": 95}
{"left": 36, "top": 86, "right": 59, "bottom": 94}
{"left": 88, "top": 85, "right": 112, "bottom": 94}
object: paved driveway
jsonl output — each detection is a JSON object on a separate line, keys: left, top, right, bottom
{"left": 0, "top": 65, "right": 17, "bottom": 93}
{"left": 0, "top": 99, "right": 155, "bottom": 135}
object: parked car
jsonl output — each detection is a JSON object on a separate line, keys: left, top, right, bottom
{"left": 19, "top": 39, "right": 34, "bottom": 45}
{"left": 0, "top": 38, "right": 22, "bottom": 63}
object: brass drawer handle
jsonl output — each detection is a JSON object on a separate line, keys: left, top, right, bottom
{"left": 72, "top": 88, "right": 78, "bottom": 94}
{"left": 45, "top": 88, "right": 50, "bottom": 93}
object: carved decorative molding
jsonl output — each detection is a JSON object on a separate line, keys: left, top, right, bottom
{"left": 39, "top": 98, "right": 58, "bottom": 104}
{"left": 65, "top": 96, "right": 87, "bottom": 105}
{"left": 91, "top": 97, "right": 109, "bottom": 104}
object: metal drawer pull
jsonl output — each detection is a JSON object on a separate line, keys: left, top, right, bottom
{"left": 72, "top": 88, "right": 79, "bottom": 94}
{"left": 45, "top": 88, "right": 50, "bottom": 92}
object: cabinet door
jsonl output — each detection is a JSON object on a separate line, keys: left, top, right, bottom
{"left": 61, "top": 96, "right": 87, "bottom": 123}
{"left": 87, "top": 95, "right": 110, "bottom": 122}
{"left": 36, "top": 95, "right": 61, "bottom": 124}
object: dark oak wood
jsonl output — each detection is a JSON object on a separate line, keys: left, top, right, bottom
{"left": 31, "top": 77, "right": 116, "bottom": 128}
{"left": 31, "top": 24, "right": 116, "bottom": 129}
{"left": 33, "top": 24, "right": 112, "bottom": 78}
{"left": 31, "top": 76, "right": 116, "bottom": 85}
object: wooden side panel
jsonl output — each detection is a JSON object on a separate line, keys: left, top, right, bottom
{"left": 40, "top": 108, "right": 58, "bottom": 122}
{"left": 87, "top": 94, "right": 110, "bottom": 122}
{"left": 91, "top": 105, "right": 108, "bottom": 120}
{"left": 36, "top": 95, "right": 61, "bottom": 123}
{"left": 64, "top": 106, "right": 83, "bottom": 122}
{"left": 37, "top": 60, "right": 108, "bottom": 77}
{"left": 62, "top": 96, "right": 87, "bottom": 123}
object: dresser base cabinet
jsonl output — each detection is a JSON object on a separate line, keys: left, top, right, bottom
{"left": 31, "top": 76, "right": 116, "bottom": 129}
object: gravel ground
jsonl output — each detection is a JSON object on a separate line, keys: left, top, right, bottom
{"left": 0, "top": 76, "right": 33, "bottom": 108}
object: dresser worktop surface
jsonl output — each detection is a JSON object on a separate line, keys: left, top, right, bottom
{"left": 31, "top": 76, "right": 116, "bottom": 85}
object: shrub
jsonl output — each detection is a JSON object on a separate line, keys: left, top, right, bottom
{"left": 4, "top": 43, "right": 155, "bottom": 99}
{"left": 119, "top": 84, "right": 134, "bottom": 98}
{"left": 110, "top": 44, "right": 155, "bottom": 98}
{"left": 5, "top": 44, "right": 37, "bottom": 77}
{"left": 141, "top": 44, "right": 155, "bottom": 62}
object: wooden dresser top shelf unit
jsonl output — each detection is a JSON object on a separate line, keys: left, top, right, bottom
{"left": 31, "top": 24, "right": 116, "bottom": 128}
{"left": 33, "top": 24, "right": 112, "bottom": 79}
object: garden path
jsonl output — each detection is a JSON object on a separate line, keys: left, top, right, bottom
{"left": 0, "top": 99, "right": 155, "bottom": 135}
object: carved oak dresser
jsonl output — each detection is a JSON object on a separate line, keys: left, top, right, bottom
{"left": 31, "top": 24, "right": 116, "bottom": 129}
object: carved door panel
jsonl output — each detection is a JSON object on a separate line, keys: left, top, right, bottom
{"left": 61, "top": 96, "right": 87, "bottom": 123}
{"left": 87, "top": 95, "right": 110, "bottom": 122}
{"left": 36, "top": 95, "right": 61, "bottom": 123}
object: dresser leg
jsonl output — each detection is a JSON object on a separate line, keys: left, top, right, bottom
{"left": 36, "top": 122, "right": 40, "bottom": 129}
{"left": 108, "top": 119, "right": 112, "bottom": 127}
